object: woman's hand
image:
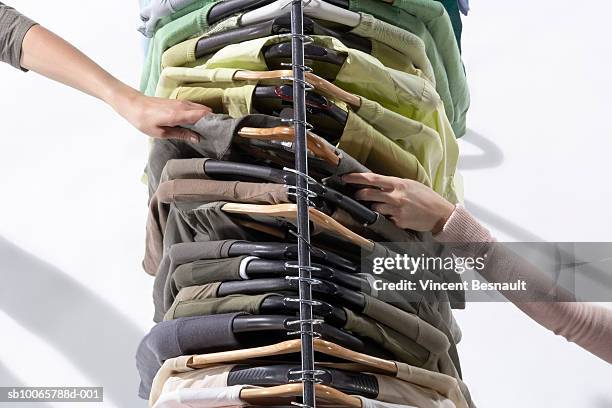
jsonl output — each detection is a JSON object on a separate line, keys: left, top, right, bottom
{"left": 19, "top": 24, "right": 211, "bottom": 142}
{"left": 109, "top": 87, "right": 211, "bottom": 142}
{"left": 342, "top": 173, "right": 455, "bottom": 233}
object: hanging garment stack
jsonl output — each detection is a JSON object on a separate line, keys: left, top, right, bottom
{"left": 136, "top": 0, "right": 473, "bottom": 407}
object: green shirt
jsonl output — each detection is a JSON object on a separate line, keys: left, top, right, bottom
{"left": 159, "top": 35, "right": 460, "bottom": 199}
{"left": 436, "top": 0, "right": 462, "bottom": 50}
{"left": 193, "top": 35, "right": 453, "bottom": 141}
{"left": 142, "top": 0, "right": 468, "bottom": 136}
{"left": 140, "top": 0, "right": 220, "bottom": 96}
{"left": 162, "top": 11, "right": 436, "bottom": 85}
{"left": 349, "top": 0, "right": 468, "bottom": 136}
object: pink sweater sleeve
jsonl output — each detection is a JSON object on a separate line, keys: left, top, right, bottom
{"left": 434, "top": 205, "right": 612, "bottom": 364}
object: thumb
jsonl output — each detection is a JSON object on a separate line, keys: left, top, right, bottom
{"left": 159, "top": 126, "right": 201, "bottom": 143}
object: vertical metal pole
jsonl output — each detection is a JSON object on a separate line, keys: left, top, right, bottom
{"left": 290, "top": 0, "right": 316, "bottom": 406}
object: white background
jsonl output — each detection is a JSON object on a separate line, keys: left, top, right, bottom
{"left": 0, "top": 1, "right": 611, "bottom": 407}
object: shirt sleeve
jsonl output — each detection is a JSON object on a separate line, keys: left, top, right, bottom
{"left": 0, "top": 2, "right": 37, "bottom": 70}
{"left": 434, "top": 205, "right": 612, "bottom": 364}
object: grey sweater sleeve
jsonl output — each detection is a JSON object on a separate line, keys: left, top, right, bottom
{"left": 0, "top": 2, "right": 37, "bottom": 70}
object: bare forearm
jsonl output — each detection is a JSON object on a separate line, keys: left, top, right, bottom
{"left": 17, "top": 23, "right": 210, "bottom": 141}
{"left": 20, "top": 24, "right": 135, "bottom": 107}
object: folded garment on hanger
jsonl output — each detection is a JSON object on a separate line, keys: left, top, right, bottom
{"left": 170, "top": 256, "right": 462, "bottom": 348}
{"left": 148, "top": 101, "right": 435, "bottom": 196}
{"left": 145, "top": 113, "right": 370, "bottom": 200}
{"left": 143, "top": 173, "right": 414, "bottom": 278}
{"left": 347, "top": 0, "right": 468, "bottom": 136}
{"left": 139, "top": 0, "right": 204, "bottom": 37}
{"left": 136, "top": 313, "right": 246, "bottom": 399}
{"left": 163, "top": 12, "right": 433, "bottom": 84}
{"left": 149, "top": 199, "right": 456, "bottom": 319}
{"left": 148, "top": 339, "right": 472, "bottom": 408}
{"left": 157, "top": 363, "right": 455, "bottom": 407}
{"left": 152, "top": 384, "right": 422, "bottom": 408}
{"left": 434, "top": 0, "right": 462, "bottom": 49}
{"left": 163, "top": 288, "right": 456, "bottom": 374}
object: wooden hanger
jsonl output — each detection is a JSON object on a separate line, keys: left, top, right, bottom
{"left": 237, "top": 126, "right": 340, "bottom": 166}
{"left": 240, "top": 383, "right": 361, "bottom": 407}
{"left": 189, "top": 338, "right": 396, "bottom": 373}
{"left": 234, "top": 69, "right": 361, "bottom": 108}
{"left": 222, "top": 203, "right": 374, "bottom": 251}
{"left": 186, "top": 338, "right": 469, "bottom": 408}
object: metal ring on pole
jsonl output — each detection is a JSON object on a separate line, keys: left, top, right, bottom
{"left": 285, "top": 317, "right": 323, "bottom": 338}
{"left": 282, "top": 75, "right": 315, "bottom": 91}
{"left": 285, "top": 261, "right": 322, "bottom": 272}
{"left": 284, "top": 298, "right": 322, "bottom": 307}
{"left": 281, "top": 117, "right": 314, "bottom": 130}
{"left": 282, "top": 167, "right": 318, "bottom": 185}
{"left": 281, "top": 61, "right": 314, "bottom": 71}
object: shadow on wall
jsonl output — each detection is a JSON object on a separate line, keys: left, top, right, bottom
{"left": 594, "top": 396, "right": 612, "bottom": 408}
{"left": 458, "top": 131, "right": 612, "bottom": 288}
{"left": 0, "top": 362, "right": 53, "bottom": 408}
{"left": 458, "top": 129, "right": 505, "bottom": 170}
{"left": 0, "top": 237, "right": 146, "bottom": 407}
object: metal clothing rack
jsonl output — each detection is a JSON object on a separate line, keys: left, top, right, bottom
{"left": 284, "top": 0, "right": 321, "bottom": 406}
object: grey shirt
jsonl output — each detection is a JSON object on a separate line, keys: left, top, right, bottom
{"left": 0, "top": 2, "right": 37, "bottom": 70}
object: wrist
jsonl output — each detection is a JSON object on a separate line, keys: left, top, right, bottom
{"left": 431, "top": 202, "right": 455, "bottom": 234}
{"left": 104, "top": 80, "right": 140, "bottom": 113}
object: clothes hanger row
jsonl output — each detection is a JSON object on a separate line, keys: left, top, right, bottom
{"left": 222, "top": 203, "right": 375, "bottom": 251}
{"left": 195, "top": 15, "right": 370, "bottom": 60}
{"left": 186, "top": 338, "right": 468, "bottom": 408}
{"left": 203, "top": 159, "right": 377, "bottom": 225}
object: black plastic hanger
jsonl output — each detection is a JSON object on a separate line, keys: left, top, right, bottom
{"left": 279, "top": 14, "right": 370, "bottom": 54}
{"left": 196, "top": 20, "right": 278, "bottom": 58}
{"left": 228, "top": 364, "right": 379, "bottom": 398}
{"left": 207, "top": 0, "right": 350, "bottom": 26}
{"left": 264, "top": 41, "right": 346, "bottom": 67}
{"left": 228, "top": 241, "right": 359, "bottom": 272}
{"left": 252, "top": 85, "right": 347, "bottom": 141}
{"left": 219, "top": 278, "right": 366, "bottom": 311}
{"left": 245, "top": 258, "right": 365, "bottom": 290}
{"left": 263, "top": 42, "right": 345, "bottom": 80}
{"left": 195, "top": 14, "right": 370, "bottom": 59}
{"left": 203, "top": 160, "right": 377, "bottom": 225}
{"left": 259, "top": 294, "right": 347, "bottom": 326}
{"left": 230, "top": 315, "right": 391, "bottom": 358}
